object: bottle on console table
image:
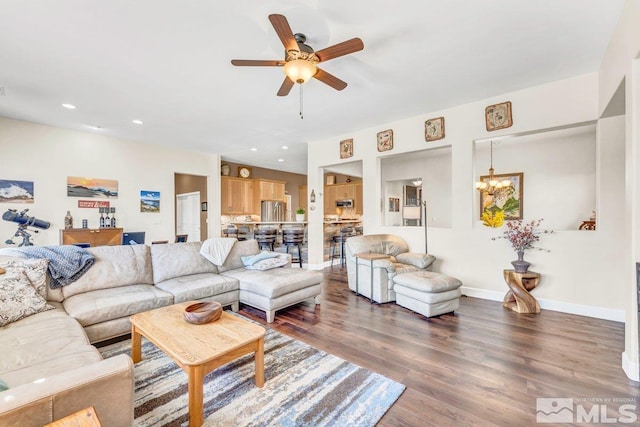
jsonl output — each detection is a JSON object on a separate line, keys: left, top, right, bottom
{"left": 110, "top": 207, "right": 116, "bottom": 228}
{"left": 64, "top": 210, "right": 73, "bottom": 229}
{"left": 99, "top": 208, "right": 105, "bottom": 228}
{"left": 104, "top": 209, "right": 111, "bottom": 228}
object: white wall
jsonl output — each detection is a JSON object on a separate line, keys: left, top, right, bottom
{"left": 307, "top": 72, "right": 628, "bottom": 324}
{"left": 474, "top": 125, "right": 597, "bottom": 230}
{"left": 598, "top": 0, "right": 640, "bottom": 381}
{"left": 0, "top": 117, "right": 220, "bottom": 246}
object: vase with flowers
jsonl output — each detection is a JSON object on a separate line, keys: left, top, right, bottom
{"left": 492, "top": 218, "right": 553, "bottom": 273}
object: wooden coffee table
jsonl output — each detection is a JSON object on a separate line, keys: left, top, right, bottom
{"left": 130, "top": 301, "right": 266, "bottom": 427}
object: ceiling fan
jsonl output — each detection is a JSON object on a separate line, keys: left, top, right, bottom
{"left": 231, "top": 14, "right": 364, "bottom": 96}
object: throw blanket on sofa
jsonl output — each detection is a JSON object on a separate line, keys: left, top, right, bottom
{"left": 200, "top": 237, "right": 237, "bottom": 266}
{"left": 0, "top": 245, "right": 95, "bottom": 288}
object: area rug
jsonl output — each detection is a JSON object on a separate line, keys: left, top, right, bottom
{"left": 99, "top": 324, "right": 405, "bottom": 427}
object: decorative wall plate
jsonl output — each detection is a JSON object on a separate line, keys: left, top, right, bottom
{"left": 377, "top": 129, "right": 393, "bottom": 152}
{"left": 340, "top": 138, "right": 353, "bottom": 159}
{"left": 485, "top": 101, "right": 513, "bottom": 131}
{"left": 425, "top": 117, "right": 445, "bottom": 142}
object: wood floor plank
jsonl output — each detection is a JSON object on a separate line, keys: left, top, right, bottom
{"left": 238, "top": 268, "right": 640, "bottom": 426}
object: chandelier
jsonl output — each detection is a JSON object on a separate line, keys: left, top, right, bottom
{"left": 475, "top": 141, "right": 512, "bottom": 196}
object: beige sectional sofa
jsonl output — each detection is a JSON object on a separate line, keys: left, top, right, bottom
{"left": 0, "top": 238, "right": 322, "bottom": 426}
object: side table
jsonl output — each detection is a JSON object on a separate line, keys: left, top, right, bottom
{"left": 502, "top": 269, "right": 541, "bottom": 314}
{"left": 354, "top": 252, "right": 390, "bottom": 303}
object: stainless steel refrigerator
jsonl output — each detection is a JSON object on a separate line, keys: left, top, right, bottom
{"left": 261, "top": 200, "right": 286, "bottom": 222}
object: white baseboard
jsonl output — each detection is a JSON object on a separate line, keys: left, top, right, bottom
{"left": 461, "top": 286, "right": 625, "bottom": 322}
{"left": 622, "top": 351, "right": 640, "bottom": 381}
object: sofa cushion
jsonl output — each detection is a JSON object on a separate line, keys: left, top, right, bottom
{"left": 63, "top": 285, "right": 174, "bottom": 327}
{"left": 221, "top": 268, "right": 322, "bottom": 299}
{"left": 395, "top": 253, "right": 436, "bottom": 269}
{"left": 245, "top": 256, "right": 289, "bottom": 271}
{"left": 0, "top": 268, "right": 54, "bottom": 327}
{"left": 0, "top": 258, "right": 48, "bottom": 299}
{"left": 0, "top": 255, "right": 65, "bottom": 302}
{"left": 1, "top": 345, "right": 102, "bottom": 388}
{"left": 0, "top": 309, "right": 90, "bottom": 374}
{"left": 345, "top": 234, "right": 409, "bottom": 258}
{"left": 241, "top": 250, "right": 279, "bottom": 267}
{"left": 217, "top": 240, "right": 260, "bottom": 273}
{"left": 155, "top": 273, "right": 239, "bottom": 303}
{"left": 151, "top": 242, "right": 218, "bottom": 283}
{"left": 62, "top": 245, "right": 153, "bottom": 299}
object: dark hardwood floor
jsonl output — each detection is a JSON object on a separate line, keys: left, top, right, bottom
{"left": 238, "top": 267, "right": 640, "bottom": 426}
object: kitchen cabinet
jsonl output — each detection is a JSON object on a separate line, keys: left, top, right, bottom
{"left": 60, "top": 228, "right": 123, "bottom": 246}
{"left": 323, "top": 182, "right": 364, "bottom": 214}
{"left": 255, "top": 179, "right": 285, "bottom": 201}
{"left": 221, "top": 177, "right": 254, "bottom": 214}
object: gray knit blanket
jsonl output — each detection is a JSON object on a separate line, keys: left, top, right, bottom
{"left": 0, "top": 245, "right": 95, "bottom": 288}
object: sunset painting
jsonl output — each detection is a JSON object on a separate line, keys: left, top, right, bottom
{"left": 67, "top": 177, "right": 118, "bottom": 199}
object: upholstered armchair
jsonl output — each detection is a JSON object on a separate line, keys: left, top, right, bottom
{"left": 344, "top": 234, "right": 436, "bottom": 303}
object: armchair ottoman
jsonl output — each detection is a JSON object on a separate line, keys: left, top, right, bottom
{"left": 393, "top": 270, "right": 462, "bottom": 317}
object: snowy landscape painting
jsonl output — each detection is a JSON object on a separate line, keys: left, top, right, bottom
{"left": 0, "top": 179, "right": 34, "bottom": 203}
{"left": 140, "top": 190, "right": 160, "bottom": 213}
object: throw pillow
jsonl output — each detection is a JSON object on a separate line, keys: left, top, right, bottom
{"left": 241, "top": 250, "right": 279, "bottom": 267}
{"left": 0, "top": 258, "right": 49, "bottom": 299}
{"left": 0, "top": 378, "right": 8, "bottom": 392}
{"left": 0, "top": 269, "right": 54, "bottom": 327}
{"left": 244, "top": 256, "right": 289, "bottom": 271}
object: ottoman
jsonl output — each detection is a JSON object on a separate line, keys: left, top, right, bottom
{"left": 393, "top": 271, "right": 462, "bottom": 317}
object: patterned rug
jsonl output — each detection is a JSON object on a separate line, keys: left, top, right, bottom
{"left": 99, "top": 323, "right": 405, "bottom": 427}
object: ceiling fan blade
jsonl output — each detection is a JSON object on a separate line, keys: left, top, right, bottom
{"left": 315, "top": 38, "right": 364, "bottom": 62}
{"left": 268, "top": 14, "right": 298, "bottom": 52}
{"left": 313, "top": 68, "right": 348, "bottom": 91}
{"left": 277, "top": 77, "right": 295, "bottom": 97}
{"left": 231, "top": 59, "right": 284, "bottom": 67}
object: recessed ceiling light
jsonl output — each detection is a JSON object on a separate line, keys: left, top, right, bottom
{"left": 250, "top": 148, "right": 257, "bottom": 152}
{"left": 277, "top": 158, "right": 284, "bottom": 162}
{"left": 61, "top": 103, "right": 76, "bottom": 109}
{"left": 282, "top": 146, "right": 288, "bottom": 150}
{"left": 132, "top": 119, "right": 143, "bottom": 125}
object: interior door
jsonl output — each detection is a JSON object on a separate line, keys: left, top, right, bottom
{"left": 176, "top": 191, "right": 200, "bottom": 242}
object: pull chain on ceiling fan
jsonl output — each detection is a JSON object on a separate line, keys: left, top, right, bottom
{"left": 231, "top": 14, "right": 364, "bottom": 104}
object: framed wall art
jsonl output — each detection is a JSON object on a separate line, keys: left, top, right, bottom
{"left": 377, "top": 129, "right": 393, "bottom": 152}
{"left": 389, "top": 197, "right": 400, "bottom": 212}
{"left": 485, "top": 101, "right": 513, "bottom": 131}
{"left": 0, "top": 179, "right": 34, "bottom": 203}
{"left": 425, "top": 117, "right": 445, "bottom": 142}
{"left": 478, "top": 172, "right": 523, "bottom": 220}
{"left": 340, "top": 138, "right": 353, "bottom": 159}
{"left": 67, "top": 177, "right": 118, "bottom": 198}
{"left": 140, "top": 190, "right": 160, "bottom": 213}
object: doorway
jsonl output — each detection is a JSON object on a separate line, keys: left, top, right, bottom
{"left": 176, "top": 192, "right": 200, "bottom": 242}
{"left": 174, "top": 173, "right": 208, "bottom": 241}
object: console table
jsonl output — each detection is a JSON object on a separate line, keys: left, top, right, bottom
{"left": 60, "top": 228, "right": 123, "bottom": 247}
{"left": 502, "top": 269, "right": 541, "bottom": 314}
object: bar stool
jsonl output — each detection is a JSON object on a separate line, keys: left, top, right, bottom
{"left": 330, "top": 226, "right": 354, "bottom": 269}
{"left": 222, "top": 225, "right": 238, "bottom": 238}
{"left": 237, "top": 225, "right": 251, "bottom": 241}
{"left": 282, "top": 229, "right": 305, "bottom": 268}
{"left": 354, "top": 225, "right": 363, "bottom": 235}
{"left": 254, "top": 228, "right": 277, "bottom": 251}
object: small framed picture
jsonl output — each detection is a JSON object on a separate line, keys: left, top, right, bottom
{"left": 485, "top": 101, "right": 513, "bottom": 131}
{"left": 479, "top": 172, "right": 523, "bottom": 220}
{"left": 389, "top": 197, "right": 400, "bottom": 212}
{"left": 377, "top": 129, "right": 393, "bottom": 152}
{"left": 201, "top": 202, "right": 208, "bottom": 212}
{"left": 425, "top": 117, "right": 445, "bottom": 142}
{"left": 340, "top": 138, "right": 353, "bottom": 159}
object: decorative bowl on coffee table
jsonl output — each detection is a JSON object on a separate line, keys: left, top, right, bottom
{"left": 183, "top": 301, "right": 222, "bottom": 324}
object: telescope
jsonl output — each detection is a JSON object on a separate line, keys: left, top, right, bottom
{"left": 3, "top": 209, "right": 50, "bottom": 246}
{"left": 3, "top": 208, "right": 51, "bottom": 230}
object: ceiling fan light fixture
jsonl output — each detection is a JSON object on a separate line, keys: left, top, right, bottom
{"left": 283, "top": 59, "right": 317, "bottom": 84}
